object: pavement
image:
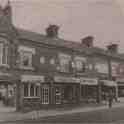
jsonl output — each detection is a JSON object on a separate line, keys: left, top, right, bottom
{"left": 0, "top": 99, "right": 124, "bottom": 123}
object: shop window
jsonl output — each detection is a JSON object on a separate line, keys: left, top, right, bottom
{"left": 24, "top": 83, "right": 29, "bottom": 97}
{"left": 35, "top": 85, "right": 40, "bottom": 97}
{"left": 24, "top": 83, "right": 40, "bottom": 98}
{"left": 41, "top": 87, "right": 49, "bottom": 104}
{"left": 55, "top": 87, "right": 61, "bottom": 104}
{"left": 58, "top": 53, "right": 71, "bottom": 72}
{"left": 30, "top": 84, "right": 35, "bottom": 97}
{"left": 18, "top": 46, "right": 35, "bottom": 70}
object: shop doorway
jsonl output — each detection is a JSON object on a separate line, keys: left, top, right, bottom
{"left": 0, "top": 82, "right": 16, "bottom": 112}
{"left": 63, "top": 84, "right": 78, "bottom": 104}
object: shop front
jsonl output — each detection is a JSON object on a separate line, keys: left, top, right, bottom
{"left": 53, "top": 76, "right": 80, "bottom": 105}
{"left": 100, "top": 80, "right": 118, "bottom": 102}
{"left": 0, "top": 72, "right": 17, "bottom": 108}
{"left": 20, "top": 75, "right": 45, "bottom": 110}
{"left": 80, "top": 77, "right": 98, "bottom": 103}
{"left": 116, "top": 78, "right": 124, "bottom": 97}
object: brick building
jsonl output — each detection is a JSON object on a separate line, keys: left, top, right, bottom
{"left": 0, "top": 3, "right": 123, "bottom": 111}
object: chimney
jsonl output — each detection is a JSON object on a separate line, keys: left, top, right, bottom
{"left": 81, "top": 36, "right": 94, "bottom": 47}
{"left": 3, "top": 0, "right": 12, "bottom": 23}
{"left": 107, "top": 43, "right": 118, "bottom": 53}
{"left": 46, "top": 25, "right": 59, "bottom": 38}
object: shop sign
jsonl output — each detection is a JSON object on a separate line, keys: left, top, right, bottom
{"left": 54, "top": 76, "right": 80, "bottom": 83}
{"left": 21, "top": 75, "right": 44, "bottom": 82}
{"left": 80, "top": 77, "right": 98, "bottom": 85}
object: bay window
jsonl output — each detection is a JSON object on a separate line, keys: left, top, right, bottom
{"left": 18, "top": 46, "right": 35, "bottom": 70}
{"left": 0, "top": 43, "right": 8, "bottom": 66}
{"left": 74, "top": 56, "right": 86, "bottom": 72}
{"left": 58, "top": 53, "right": 71, "bottom": 72}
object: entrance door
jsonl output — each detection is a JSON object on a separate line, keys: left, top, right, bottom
{"left": 41, "top": 86, "right": 49, "bottom": 104}
{"left": 55, "top": 87, "right": 61, "bottom": 104}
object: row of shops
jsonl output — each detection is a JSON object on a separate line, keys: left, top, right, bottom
{"left": 0, "top": 74, "right": 119, "bottom": 111}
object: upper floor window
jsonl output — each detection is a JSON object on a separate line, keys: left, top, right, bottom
{"left": 18, "top": 46, "right": 35, "bottom": 70}
{"left": 0, "top": 42, "right": 8, "bottom": 66}
{"left": 58, "top": 53, "right": 71, "bottom": 72}
{"left": 74, "top": 56, "right": 86, "bottom": 72}
{"left": 40, "top": 56, "right": 45, "bottom": 64}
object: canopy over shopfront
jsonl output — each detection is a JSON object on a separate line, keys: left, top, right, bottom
{"left": 100, "top": 80, "right": 117, "bottom": 87}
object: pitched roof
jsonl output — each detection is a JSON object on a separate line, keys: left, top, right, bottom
{"left": 16, "top": 28, "right": 124, "bottom": 60}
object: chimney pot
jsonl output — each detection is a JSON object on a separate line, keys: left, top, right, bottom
{"left": 107, "top": 43, "right": 118, "bottom": 53}
{"left": 46, "top": 24, "right": 59, "bottom": 38}
{"left": 81, "top": 36, "right": 94, "bottom": 47}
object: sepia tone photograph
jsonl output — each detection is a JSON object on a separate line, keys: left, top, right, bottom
{"left": 0, "top": 0, "right": 124, "bottom": 123}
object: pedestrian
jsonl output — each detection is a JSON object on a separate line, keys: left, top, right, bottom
{"left": 108, "top": 90, "right": 113, "bottom": 108}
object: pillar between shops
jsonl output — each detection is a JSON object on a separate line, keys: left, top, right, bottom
{"left": 15, "top": 80, "right": 23, "bottom": 111}
{"left": 97, "top": 80, "right": 102, "bottom": 103}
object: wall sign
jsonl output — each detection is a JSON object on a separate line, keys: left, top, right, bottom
{"left": 54, "top": 76, "right": 80, "bottom": 83}
{"left": 21, "top": 75, "right": 44, "bottom": 82}
{"left": 80, "top": 77, "right": 98, "bottom": 85}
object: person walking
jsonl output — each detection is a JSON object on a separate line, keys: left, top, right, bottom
{"left": 108, "top": 90, "right": 113, "bottom": 108}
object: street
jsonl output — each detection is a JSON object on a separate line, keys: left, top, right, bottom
{"left": 3, "top": 105, "right": 124, "bottom": 124}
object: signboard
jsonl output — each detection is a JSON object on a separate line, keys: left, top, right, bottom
{"left": 54, "top": 76, "right": 80, "bottom": 83}
{"left": 80, "top": 77, "right": 98, "bottom": 85}
{"left": 21, "top": 75, "right": 44, "bottom": 82}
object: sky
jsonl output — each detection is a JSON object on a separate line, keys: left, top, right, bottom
{"left": 0, "top": 0, "right": 124, "bottom": 52}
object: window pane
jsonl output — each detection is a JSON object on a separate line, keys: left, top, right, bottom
{"left": 24, "top": 84, "right": 28, "bottom": 97}
{"left": 30, "top": 84, "right": 35, "bottom": 97}
{"left": 0, "top": 44, "right": 3, "bottom": 65}
{"left": 60, "top": 58, "right": 69, "bottom": 72}
{"left": 20, "top": 51, "right": 32, "bottom": 67}
{"left": 36, "top": 86, "right": 40, "bottom": 97}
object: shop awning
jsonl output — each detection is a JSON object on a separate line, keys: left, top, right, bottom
{"left": 21, "top": 75, "right": 45, "bottom": 83}
{"left": 101, "top": 80, "right": 117, "bottom": 87}
{"left": 54, "top": 76, "right": 80, "bottom": 83}
{"left": 80, "top": 77, "right": 98, "bottom": 85}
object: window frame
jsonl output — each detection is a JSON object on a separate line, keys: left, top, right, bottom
{"left": 18, "top": 46, "right": 35, "bottom": 70}
{"left": 23, "top": 83, "right": 40, "bottom": 98}
{"left": 74, "top": 56, "right": 86, "bottom": 72}
{"left": 0, "top": 42, "right": 9, "bottom": 67}
{"left": 58, "top": 53, "right": 71, "bottom": 73}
